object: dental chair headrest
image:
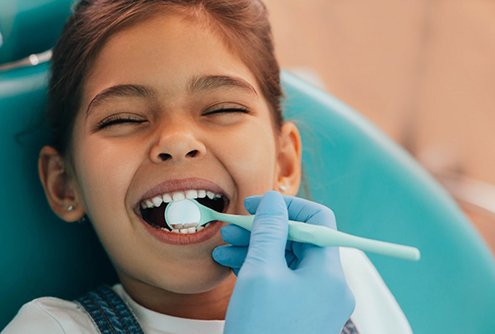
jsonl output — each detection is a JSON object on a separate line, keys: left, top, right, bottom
{"left": 0, "top": 0, "right": 73, "bottom": 66}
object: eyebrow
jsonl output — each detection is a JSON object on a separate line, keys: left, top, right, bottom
{"left": 188, "top": 74, "right": 258, "bottom": 96}
{"left": 86, "top": 84, "right": 154, "bottom": 115}
{"left": 86, "top": 75, "right": 257, "bottom": 115}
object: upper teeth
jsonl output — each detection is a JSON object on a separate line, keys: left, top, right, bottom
{"left": 141, "top": 189, "right": 222, "bottom": 209}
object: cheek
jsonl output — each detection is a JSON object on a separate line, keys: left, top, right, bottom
{"left": 73, "top": 139, "right": 139, "bottom": 222}
{"left": 214, "top": 123, "right": 278, "bottom": 197}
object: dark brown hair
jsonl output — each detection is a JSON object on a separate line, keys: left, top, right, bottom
{"left": 47, "top": 0, "right": 283, "bottom": 156}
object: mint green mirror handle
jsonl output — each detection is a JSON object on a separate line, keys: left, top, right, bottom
{"left": 215, "top": 212, "right": 420, "bottom": 261}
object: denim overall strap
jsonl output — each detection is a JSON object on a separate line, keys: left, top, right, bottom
{"left": 342, "top": 318, "right": 359, "bottom": 334}
{"left": 76, "top": 285, "right": 144, "bottom": 334}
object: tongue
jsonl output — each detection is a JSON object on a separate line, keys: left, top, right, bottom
{"left": 142, "top": 203, "right": 169, "bottom": 229}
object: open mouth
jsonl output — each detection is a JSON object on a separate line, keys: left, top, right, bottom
{"left": 138, "top": 189, "right": 228, "bottom": 234}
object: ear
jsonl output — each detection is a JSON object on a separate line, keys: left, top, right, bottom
{"left": 274, "top": 121, "right": 302, "bottom": 195}
{"left": 38, "top": 146, "right": 85, "bottom": 222}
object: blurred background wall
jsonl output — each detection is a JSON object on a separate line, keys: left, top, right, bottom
{"left": 263, "top": 0, "right": 495, "bottom": 253}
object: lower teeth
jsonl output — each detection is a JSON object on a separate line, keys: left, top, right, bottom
{"left": 169, "top": 223, "right": 210, "bottom": 234}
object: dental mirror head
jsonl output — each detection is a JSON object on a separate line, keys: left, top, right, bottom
{"left": 165, "top": 199, "right": 201, "bottom": 229}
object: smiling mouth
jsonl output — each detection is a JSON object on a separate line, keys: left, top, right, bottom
{"left": 138, "top": 189, "right": 228, "bottom": 233}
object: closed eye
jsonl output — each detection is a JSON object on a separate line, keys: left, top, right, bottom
{"left": 96, "top": 114, "right": 147, "bottom": 130}
{"left": 203, "top": 107, "right": 249, "bottom": 116}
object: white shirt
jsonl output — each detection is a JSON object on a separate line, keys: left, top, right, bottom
{"left": 2, "top": 249, "right": 412, "bottom": 334}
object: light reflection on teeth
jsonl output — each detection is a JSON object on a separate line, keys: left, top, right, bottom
{"left": 152, "top": 196, "right": 162, "bottom": 207}
{"left": 163, "top": 193, "right": 172, "bottom": 203}
{"left": 185, "top": 190, "right": 198, "bottom": 199}
{"left": 172, "top": 192, "right": 185, "bottom": 201}
{"left": 168, "top": 223, "right": 210, "bottom": 234}
{"left": 182, "top": 227, "right": 196, "bottom": 234}
{"left": 140, "top": 189, "right": 224, "bottom": 209}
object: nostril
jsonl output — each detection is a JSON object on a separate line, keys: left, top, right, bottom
{"left": 186, "top": 150, "right": 199, "bottom": 158}
{"left": 155, "top": 148, "right": 201, "bottom": 162}
{"left": 158, "top": 153, "right": 172, "bottom": 161}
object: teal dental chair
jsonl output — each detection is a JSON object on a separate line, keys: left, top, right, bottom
{"left": 1, "top": 2, "right": 495, "bottom": 333}
{"left": 0, "top": 0, "right": 73, "bottom": 65}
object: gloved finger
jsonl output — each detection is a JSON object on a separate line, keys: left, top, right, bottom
{"left": 292, "top": 242, "right": 341, "bottom": 275}
{"left": 281, "top": 197, "right": 341, "bottom": 272}
{"left": 212, "top": 245, "right": 247, "bottom": 271}
{"left": 247, "top": 195, "right": 338, "bottom": 267}
{"left": 244, "top": 193, "right": 293, "bottom": 214}
{"left": 243, "top": 191, "right": 289, "bottom": 268}
{"left": 247, "top": 195, "right": 337, "bottom": 229}
{"left": 246, "top": 194, "right": 340, "bottom": 270}
{"left": 285, "top": 196, "right": 336, "bottom": 229}
{"left": 243, "top": 195, "right": 263, "bottom": 214}
{"left": 222, "top": 219, "right": 294, "bottom": 251}
{"left": 213, "top": 244, "right": 297, "bottom": 276}
{"left": 220, "top": 224, "right": 250, "bottom": 246}
{"left": 285, "top": 249, "right": 299, "bottom": 269}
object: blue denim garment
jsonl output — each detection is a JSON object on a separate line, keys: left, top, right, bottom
{"left": 76, "top": 285, "right": 144, "bottom": 334}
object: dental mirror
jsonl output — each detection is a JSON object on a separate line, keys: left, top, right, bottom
{"left": 165, "top": 199, "right": 421, "bottom": 261}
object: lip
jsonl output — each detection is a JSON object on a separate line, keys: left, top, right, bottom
{"left": 133, "top": 177, "right": 229, "bottom": 245}
{"left": 141, "top": 220, "right": 224, "bottom": 245}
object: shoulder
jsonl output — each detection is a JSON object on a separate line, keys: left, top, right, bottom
{"left": 2, "top": 297, "right": 97, "bottom": 334}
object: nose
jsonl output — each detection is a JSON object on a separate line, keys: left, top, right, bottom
{"left": 149, "top": 125, "right": 206, "bottom": 163}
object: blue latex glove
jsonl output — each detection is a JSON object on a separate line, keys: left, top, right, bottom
{"left": 213, "top": 191, "right": 355, "bottom": 334}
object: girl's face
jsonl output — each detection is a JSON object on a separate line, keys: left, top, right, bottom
{"left": 40, "top": 12, "right": 301, "bottom": 317}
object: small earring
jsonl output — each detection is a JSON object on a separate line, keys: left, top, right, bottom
{"left": 66, "top": 204, "right": 75, "bottom": 212}
{"left": 278, "top": 183, "right": 289, "bottom": 193}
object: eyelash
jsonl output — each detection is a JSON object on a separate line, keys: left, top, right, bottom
{"left": 203, "top": 107, "right": 249, "bottom": 115}
{"left": 95, "top": 106, "right": 248, "bottom": 130}
{"left": 96, "top": 115, "right": 146, "bottom": 130}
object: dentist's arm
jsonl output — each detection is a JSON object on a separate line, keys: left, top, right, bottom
{"left": 213, "top": 191, "right": 355, "bottom": 334}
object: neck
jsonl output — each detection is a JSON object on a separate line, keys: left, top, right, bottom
{"left": 119, "top": 273, "right": 236, "bottom": 320}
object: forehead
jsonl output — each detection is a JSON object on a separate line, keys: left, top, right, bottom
{"left": 82, "top": 12, "right": 262, "bottom": 104}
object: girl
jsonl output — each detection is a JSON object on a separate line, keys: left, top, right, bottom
{"left": 3, "top": 1, "right": 411, "bottom": 333}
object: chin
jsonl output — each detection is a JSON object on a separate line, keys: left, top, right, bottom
{"left": 168, "top": 259, "right": 234, "bottom": 295}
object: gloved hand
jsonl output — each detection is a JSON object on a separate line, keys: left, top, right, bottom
{"left": 212, "top": 191, "right": 355, "bottom": 334}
